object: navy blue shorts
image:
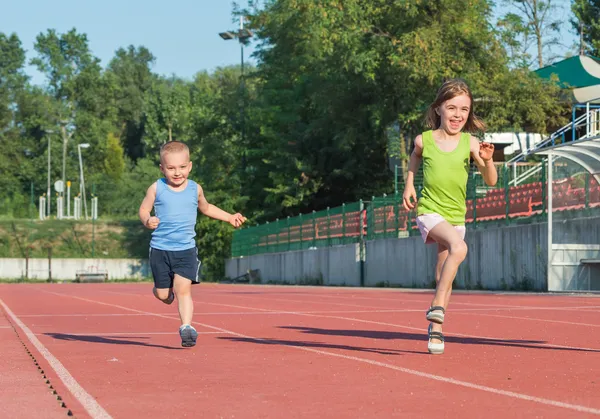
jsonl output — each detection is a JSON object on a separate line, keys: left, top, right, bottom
{"left": 149, "top": 247, "right": 201, "bottom": 289}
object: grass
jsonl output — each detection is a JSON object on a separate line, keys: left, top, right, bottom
{"left": 0, "top": 277, "right": 153, "bottom": 284}
{"left": 0, "top": 219, "right": 150, "bottom": 259}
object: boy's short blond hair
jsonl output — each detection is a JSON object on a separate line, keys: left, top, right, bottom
{"left": 160, "top": 141, "right": 190, "bottom": 162}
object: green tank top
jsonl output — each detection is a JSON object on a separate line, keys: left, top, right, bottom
{"left": 417, "top": 130, "right": 471, "bottom": 225}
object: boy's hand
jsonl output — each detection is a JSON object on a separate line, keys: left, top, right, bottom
{"left": 228, "top": 213, "right": 247, "bottom": 228}
{"left": 402, "top": 185, "right": 417, "bottom": 211}
{"left": 479, "top": 142, "right": 495, "bottom": 162}
{"left": 145, "top": 216, "right": 160, "bottom": 229}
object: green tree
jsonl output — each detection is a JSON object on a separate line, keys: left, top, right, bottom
{"left": 105, "top": 45, "right": 156, "bottom": 160}
{"left": 498, "top": 0, "right": 563, "bottom": 68}
{"left": 143, "top": 76, "right": 191, "bottom": 153}
{"left": 104, "top": 133, "right": 125, "bottom": 181}
{"left": 572, "top": 0, "right": 600, "bottom": 56}
{"left": 0, "top": 32, "right": 36, "bottom": 217}
{"left": 31, "top": 29, "right": 109, "bottom": 187}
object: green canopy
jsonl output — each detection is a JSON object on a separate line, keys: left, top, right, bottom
{"left": 535, "top": 55, "right": 600, "bottom": 88}
{"left": 535, "top": 55, "right": 600, "bottom": 103}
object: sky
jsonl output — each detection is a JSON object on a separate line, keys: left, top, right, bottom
{"left": 1, "top": 0, "right": 577, "bottom": 87}
{"left": 0, "top": 0, "right": 258, "bottom": 85}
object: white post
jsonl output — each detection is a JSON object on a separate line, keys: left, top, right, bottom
{"left": 92, "top": 197, "right": 98, "bottom": 220}
{"left": 57, "top": 196, "right": 63, "bottom": 219}
{"left": 39, "top": 196, "right": 46, "bottom": 220}
{"left": 67, "top": 181, "right": 71, "bottom": 218}
{"left": 547, "top": 153, "right": 553, "bottom": 290}
{"left": 586, "top": 102, "right": 590, "bottom": 137}
{"left": 74, "top": 197, "right": 81, "bottom": 220}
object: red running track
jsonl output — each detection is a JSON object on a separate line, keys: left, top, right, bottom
{"left": 1, "top": 283, "right": 599, "bottom": 418}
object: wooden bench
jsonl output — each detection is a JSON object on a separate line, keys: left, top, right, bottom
{"left": 222, "top": 269, "right": 261, "bottom": 284}
{"left": 75, "top": 270, "right": 108, "bottom": 283}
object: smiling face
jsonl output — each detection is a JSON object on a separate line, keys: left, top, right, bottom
{"left": 160, "top": 150, "right": 192, "bottom": 187}
{"left": 426, "top": 78, "right": 485, "bottom": 134}
{"left": 437, "top": 93, "right": 471, "bottom": 136}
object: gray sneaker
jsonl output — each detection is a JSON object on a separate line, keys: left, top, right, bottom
{"left": 179, "top": 325, "right": 198, "bottom": 347}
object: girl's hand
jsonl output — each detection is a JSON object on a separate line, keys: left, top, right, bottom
{"left": 402, "top": 185, "right": 417, "bottom": 211}
{"left": 479, "top": 142, "right": 495, "bottom": 162}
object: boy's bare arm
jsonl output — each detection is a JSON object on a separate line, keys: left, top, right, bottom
{"left": 198, "top": 185, "right": 246, "bottom": 227}
{"left": 139, "top": 183, "right": 159, "bottom": 228}
{"left": 470, "top": 136, "right": 498, "bottom": 186}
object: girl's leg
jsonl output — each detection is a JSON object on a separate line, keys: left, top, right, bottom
{"left": 428, "top": 221, "right": 468, "bottom": 313}
{"left": 435, "top": 244, "right": 448, "bottom": 286}
{"left": 430, "top": 244, "right": 448, "bottom": 343}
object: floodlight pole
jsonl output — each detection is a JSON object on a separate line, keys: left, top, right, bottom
{"left": 47, "top": 133, "right": 51, "bottom": 217}
{"left": 219, "top": 17, "right": 253, "bottom": 172}
{"left": 78, "top": 143, "right": 90, "bottom": 220}
{"left": 45, "top": 130, "right": 56, "bottom": 218}
{"left": 547, "top": 153, "right": 553, "bottom": 290}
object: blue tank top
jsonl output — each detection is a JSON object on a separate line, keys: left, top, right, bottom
{"left": 150, "top": 179, "right": 198, "bottom": 251}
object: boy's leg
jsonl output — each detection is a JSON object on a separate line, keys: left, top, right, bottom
{"left": 153, "top": 286, "right": 174, "bottom": 304}
{"left": 171, "top": 247, "right": 200, "bottom": 347}
{"left": 173, "top": 274, "right": 193, "bottom": 326}
{"left": 149, "top": 248, "right": 174, "bottom": 304}
{"left": 173, "top": 274, "right": 197, "bottom": 347}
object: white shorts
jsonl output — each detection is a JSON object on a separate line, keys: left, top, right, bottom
{"left": 416, "top": 213, "right": 466, "bottom": 244}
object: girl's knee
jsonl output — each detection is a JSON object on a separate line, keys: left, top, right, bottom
{"left": 450, "top": 240, "right": 468, "bottom": 261}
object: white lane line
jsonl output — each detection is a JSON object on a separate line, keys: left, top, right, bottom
{"left": 35, "top": 289, "right": 600, "bottom": 415}
{"left": 196, "top": 301, "right": 600, "bottom": 353}
{"left": 34, "top": 331, "right": 228, "bottom": 336}
{"left": 18, "top": 313, "right": 154, "bottom": 318}
{"left": 453, "top": 311, "right": 600, "bottom": 328}
{"left": 0, "top": 299, "right": 112, "bottom": 419}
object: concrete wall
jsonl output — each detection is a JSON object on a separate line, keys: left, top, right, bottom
{"left": 227, "top": 217, "right": 600, "bottom": 291}
{"left": 0, "top": 258, "right": 150, "bottom": 281}
{"left": 225, "top": 243, "right": 361, "bottom": 286}
{"left": 549, "top": 216, "right": 600, "bottom": 291}
{"left": 549, "top": 245, "right": 600, "bottom": 291}
{"left": 366, "top": 223, "right": 548, "bottom": 290}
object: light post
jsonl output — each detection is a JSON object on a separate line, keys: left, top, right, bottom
{"left": 78, "top": 143, "right": 90, "bottom": 220}
{"left": 45, "top": 130, "right": 55, "bottom": 218}
{"left": 219, "top": 17, "right": 253, "bottom": 170}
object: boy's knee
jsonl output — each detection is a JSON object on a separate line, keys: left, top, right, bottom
{"left": 153, "top": 287, "right": 171, "bottom": 301}
{"left": 450, "top": 240, "right": 468, "bottom": 261}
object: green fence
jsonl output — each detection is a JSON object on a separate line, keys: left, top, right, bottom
{"left": 232, "top": 164, "right": 600, "bottom": 256}
{"left": 231, "top": 201, "right": 365, "bottom": 257}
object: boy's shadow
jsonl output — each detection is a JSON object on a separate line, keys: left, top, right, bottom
{"left": 279, "top": 326, "right": 600, "bottom": 353}
{"left": 45, "top": 333, "right": 183, "bottom": 350}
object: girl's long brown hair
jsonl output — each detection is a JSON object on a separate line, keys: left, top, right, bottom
{"left": 425, "top": 79, "right": 486, "bottom": 133}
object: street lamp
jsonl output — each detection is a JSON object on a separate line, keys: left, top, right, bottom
{"left": 219, "top": 17, "right": 253, "bottom": 170}
{"left": 45, "top": 130, "right": 56, "bottom": 217}
{"left": 78, "top": 143, "right": 90, "bottom": 220}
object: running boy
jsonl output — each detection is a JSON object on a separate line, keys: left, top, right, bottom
{"left": 402, "top": 79, "right": 497, "bottom": 355}
{"left": 139, "top": 141, "right": 246, "bottom": 347}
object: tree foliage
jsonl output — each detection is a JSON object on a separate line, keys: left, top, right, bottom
{"left": 0, "top": 3, "right": 574, "bottom": 278}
